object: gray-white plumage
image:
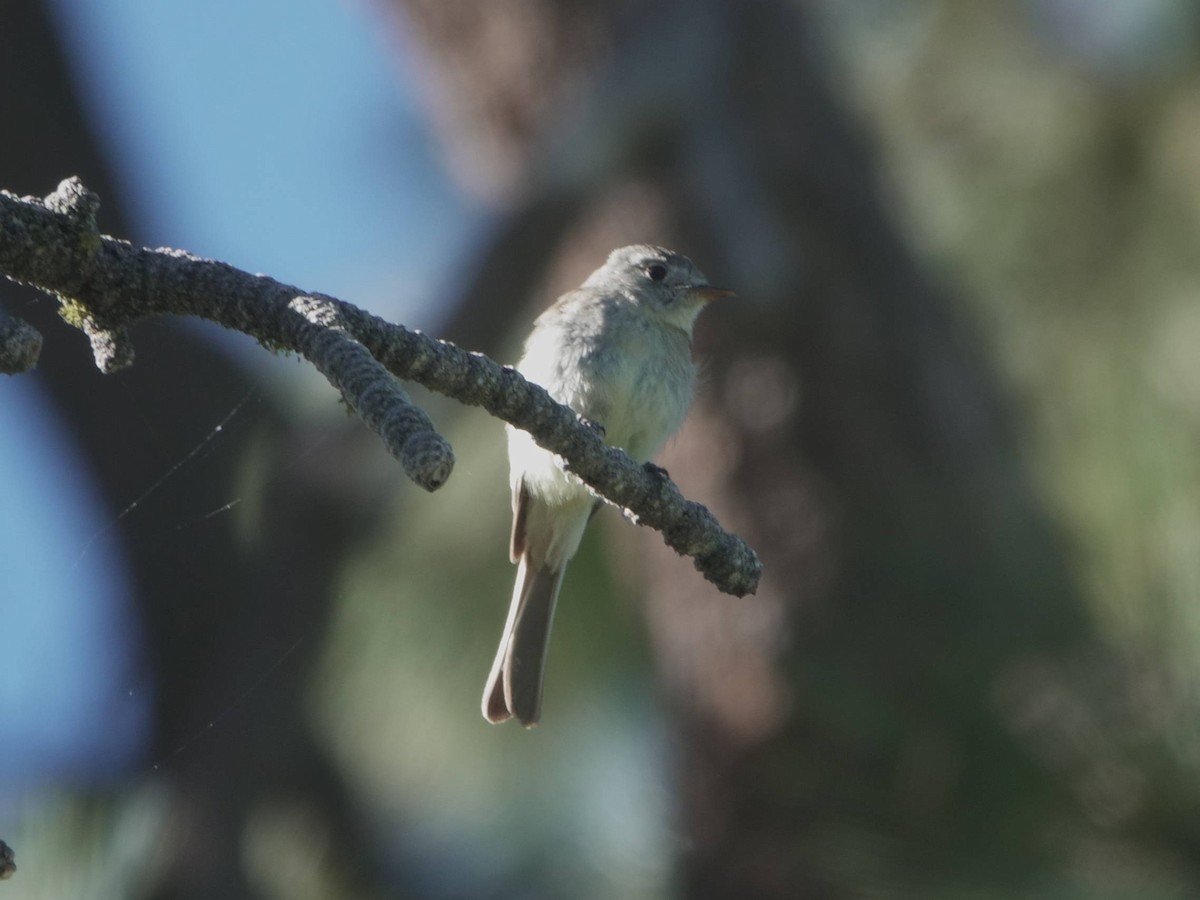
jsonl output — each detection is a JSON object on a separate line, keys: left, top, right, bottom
{"left": 483, "top": 244, "right": 731, "bottom": 726}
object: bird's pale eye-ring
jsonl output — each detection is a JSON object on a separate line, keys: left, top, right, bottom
{"left": 646, "top": 263, "right": 668, "bottom": 282}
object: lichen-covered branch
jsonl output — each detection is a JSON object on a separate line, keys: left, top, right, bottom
{"left": 1, "top": 179, "right": 453, "bottom": 490}
{"left": 0, "top": 178, "right": 761, "bottom": 595}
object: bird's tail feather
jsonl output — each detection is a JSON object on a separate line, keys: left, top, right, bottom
{"left": 482, "top": 556, "right": 565, "bottom": 727}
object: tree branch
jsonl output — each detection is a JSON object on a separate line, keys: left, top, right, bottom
{"left": 0, "top": 839, "right": 13, "bottom": 879}
{"left": 0, "top": 178, "right": 761, "bottom": 596}
{"left": 0, "top": 305, "right": 41, "bottom": 373}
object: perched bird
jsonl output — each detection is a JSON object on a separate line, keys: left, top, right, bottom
{"left": 482, "top": 244, "right": 732, "bottom": 726}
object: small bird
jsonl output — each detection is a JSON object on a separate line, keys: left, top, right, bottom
{"left": 482, "top": 244, "right": 733, "bottom": 726}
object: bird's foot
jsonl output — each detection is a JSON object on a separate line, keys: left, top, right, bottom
{"left": 579, "top": 416, "right": 606, "bottom": 439}
{"left": 643, "top": 461, "right": 671, "bottom": 480}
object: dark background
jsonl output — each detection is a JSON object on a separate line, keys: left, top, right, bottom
{"left": 4, "top": 0, "right": 1200, "bottom": 897}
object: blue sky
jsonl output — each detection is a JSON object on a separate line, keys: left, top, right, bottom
{"left": 1, "top": 0, "right": 473, "bottom": 787}
{"left": 49, "top": 0, "right": 472, "bottom": 318}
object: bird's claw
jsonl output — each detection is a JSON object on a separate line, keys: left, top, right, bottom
{"left": 643, "top": 461, "right": 671, "bottom": 480}
{"left": 579, "top": 416, "right": 606, "bottom": 439}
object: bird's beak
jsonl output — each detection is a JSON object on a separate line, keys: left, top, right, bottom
{"left": 688, "top": 285, "right": 737, "bottom": 303}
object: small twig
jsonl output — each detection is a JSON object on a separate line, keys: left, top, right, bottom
{"left": 284, "top": 295, "right": 452, "bottom": 490}
{"left": 0, "top": 180, "right": 454, "bottom": 492}
{"left": 0, "top": 307, "right": 41, "bottom": 373}
{"left": 0, "top": 178, "right": 761, "bottom": 595}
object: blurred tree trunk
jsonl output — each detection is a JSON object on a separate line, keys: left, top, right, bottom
{"left": 2, "top": 3, "right": 384, "bottom": 896}
{"left": 394, "top": 0, "right": 1200, "bottom": 895}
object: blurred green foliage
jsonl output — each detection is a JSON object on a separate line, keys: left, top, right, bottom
{"left": 10, "top": 1, "right": 1200, "bottom": 898}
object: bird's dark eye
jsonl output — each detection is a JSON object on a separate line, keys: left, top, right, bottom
{"left": 646, "top": 263, "right": 668, "bottom": 281}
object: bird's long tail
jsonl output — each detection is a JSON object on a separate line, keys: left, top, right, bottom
{"left": 482, "top": 556, "right": 565, "bottom": 727}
